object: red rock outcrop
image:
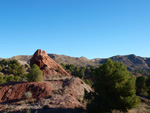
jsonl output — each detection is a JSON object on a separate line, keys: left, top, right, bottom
{"left": 0, "top": 77, "right": 93, "bottom": 112}
{"left": 30, "top": 49, "right": 70, "bottom": 79}
{"left": 0, "top": 81, "right": 52, "bottom": 103}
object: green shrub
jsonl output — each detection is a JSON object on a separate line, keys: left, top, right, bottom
{"left": 0, "top": 77, "right": 6, "bottom": 84}
{"left": 27, "top": 64, "right": 43, "bottom": 82}
{"left": 136, "top": 75, "right": 149, "bottom": 96}
{"left": 0, "top": 59, "right": 7, "bottom": 72}
{"left": 0, "top": 66, "right": 2, "bottom": 72}
{"left": 14, "top": 76, "right": 20, "bottom": 81}
{"left": 7, "top": 76, "right": 15, "bottom": 81}
{"left": 7, "top": 60, "right": 25, "bottom": 76}
{"left": 25, "top": 64, "right": 29, "bottom": 68}
{"left": 24, "top": 91, "right": 32, "bottom": 99}
{"left": 81, "top": 78, "right": 92, "bottom": 87}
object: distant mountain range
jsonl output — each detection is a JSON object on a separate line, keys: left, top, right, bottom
{"left": 1, "top": 54, "right": 150, "bottom": 71}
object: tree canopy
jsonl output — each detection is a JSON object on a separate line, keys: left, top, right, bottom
{"left": 86, "top": 59, "right": 140, "bottom": 113}
{"left": 136, "top": 75, "right": 149, "bottom": 96}
{"left": 7, "top": 60, "right": 25, "bottom": 76}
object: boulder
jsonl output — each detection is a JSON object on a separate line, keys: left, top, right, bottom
{"left": 30, "top": 49, "right": 70, "bottom": 79}
{"left": 0, "top": 81, "right": 52, "bottom": 103}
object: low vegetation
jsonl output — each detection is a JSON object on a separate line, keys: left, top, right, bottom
{"left": 27, "top": 64, "right": 43, "bottom": 82}
{"left": 61, "top": 63, "right": 94, "bottom": 86}
{"left": 0, "top": 59, "right": 43, "bottom": 84}
{"left": 0, "top": 59, "right": 25, "bottom": 76}
{"left": 0, "top": 74, "right": 20, "bottom": 84}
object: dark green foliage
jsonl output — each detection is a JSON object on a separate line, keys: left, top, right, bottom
{"left": 79, "top": 67, "right": 86, "bottom": 78}
{"left": 60, "top": 64, "right": 94, "bottom": 86}
{"left": 14, "top": 76, "right": 20, "bottom": 81}
{"left": 60, "top": 63, "right": 97, "bottom": 79}
{"left": 0, "top": 74, "right": 6, "bottom": 84}
{"left": 72, "top": 66, "right": 80, "bottom": 77}
{"left": 61, "top": 64, "right": 88, "bottom": 78}
{"left": 146, "top": 78, "right": 150, "bottom": 91}
{"left": 60, "top": 63, "right": 66, "bottom": 69}
{"left": 86, "top": 59, "right": 140, "bottom": 113}
{"left": 27, "top": 64, "right": 43, "bottom": 82}
{"left": 81, "top": 78, "right": 92, "bottom": 87}
{"left": 18, "top": 66, "right": 25, "bottom": 76}
{"left": 66, "top": 64, "right": 75, "bottom": 71}
{"left": 0, "top": 59, "right": 7, "bottom": 65}
{"left": 0, "top": 59, "right": 27, "bottom": 83}
{"left": 0, "top": 74, "right": 20, "bottom": 84}
{"left": 7, "top": 60, "right": 25, "bottom": 76}
{"left": 0, "top": 59, "right": 7, "bottom": 72}
{"left": 7, "top": 76, "right": 15, "bottom": 81}
{"left": 0, "top": 59, "right": 25, "bottom": 76}
{"left": 25, "top": 64, "right": 29, "bottom": 68}
{"left": 136, "top": 75, "right": 149, "bottom": 96}
{"left": 0, "top": 66, "right": 2, "bottom": 72}
{"left": 88, "top": 66, "right": 96, "bottom": 78}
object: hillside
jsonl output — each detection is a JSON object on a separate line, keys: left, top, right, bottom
{"left": 0, "top": 50, "right": 150, "bottom": 113}
{"left": 0, "top": 49, "right": 92, "bottom": 113}
{"left": 6, "top": 54, "right": 150, "bottom": 71}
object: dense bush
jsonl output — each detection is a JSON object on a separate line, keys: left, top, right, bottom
{"left": 27, "top": 64, "right": 43, "bottom": 82}
{"left": 0, "top": 74, "right": 6, "bottom": 84}
{"left": 0, "top": 73, "right": 20, "bottom": 84}
{"left": 0, "top": 59, "right": 7, "bottom": 72}
{"left": 0, "top": 59, "right": 44, "bottom": 84}
{"left": 61, "top": 63, "right": 95, "bottom": 78}
{"left": 136, "top": 75, "right": 149, "bottom": 96}
{"left": 86, "top": 59, "right": 140, "bottom": 113}
{"left": 81, "top": 78, "right": 92, "bottom": 87}
{"left": 0, "top": 59, "right": 25, "bottom": 76}
{"left": 61, "top": 63, "right": 93, "bottom": 86}
{"left": 8, "top": 60, "right": 25, "bottom": 76}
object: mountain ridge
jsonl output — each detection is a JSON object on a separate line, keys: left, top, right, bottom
{"left": 1, "top": 54, "right": 150, "bottom": 71}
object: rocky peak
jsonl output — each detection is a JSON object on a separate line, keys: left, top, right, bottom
{"left": 30, "top": 49, "right": 70, "bottom": 79}
{"left": 34, "top": 49, "right": 47, "bottom": 57}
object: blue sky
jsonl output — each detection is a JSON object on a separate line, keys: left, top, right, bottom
{"left": 0, "top": 0, "right": 150, "bottom": 59}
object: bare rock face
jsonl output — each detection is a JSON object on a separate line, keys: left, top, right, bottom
{"left": 30, "top": 49, "right": 70, "bottom": 79}
{"left": 0, "top": 81, "right": 52, "bottom": 103}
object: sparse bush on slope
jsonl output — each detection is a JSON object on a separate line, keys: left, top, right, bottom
{"left": 27, "top": 64, "right": 43, "bottom": 82}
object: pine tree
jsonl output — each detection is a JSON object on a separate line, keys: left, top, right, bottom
{"left": 86, "top": 59, "right": 140, "bottom": 113}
